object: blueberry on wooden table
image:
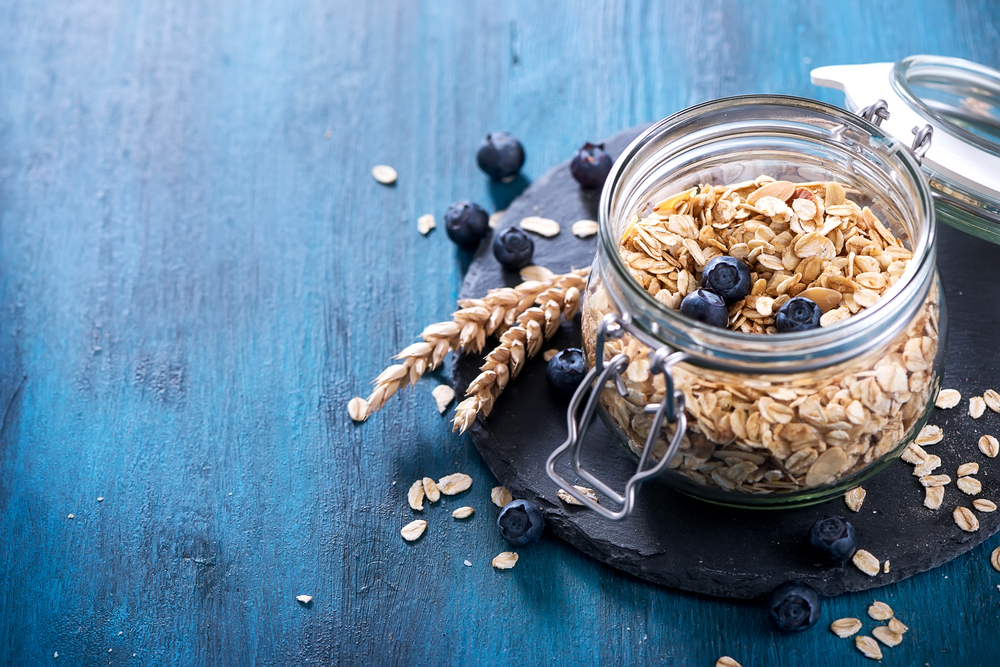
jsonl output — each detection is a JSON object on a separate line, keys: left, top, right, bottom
{"left": 775, "top": 297, "right": 822, "bottom": 333}
{"left": 679, "top": 288, "right": 729, "bottom": 328}
{"left": 492, "top": 227, "right": 534, "bottom": 269}
{"left": 701, "top": 256, "right": 751, "bottom": 305}
{"left": 569, "top": 142, "right": 614, "bottom": 189}
{"left": 546, "top": 348, "right": 586, "bottom": 396}
{"left": 767, "top": 580, "right": 821, "bottom": 633}
{"left": 477, "top": 132, "right": 525, "bottom": 181}
{"left": 808, "top": 516, "right": 857, "bottom": 565}
{"left": 497, "top": 499, "right": 544, "bottom": 546}
{"left": 444, "top": 201, "right": 490, "bottom": 248}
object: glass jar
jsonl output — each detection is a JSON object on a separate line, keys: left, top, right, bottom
{"left": 547, "top": 95, "right": 946, "bottom": 515}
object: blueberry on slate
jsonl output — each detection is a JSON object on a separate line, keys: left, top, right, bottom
{"left": 492, "top": 227, "right": 534, "bottom": 270}
{"left": 679, "top": 288, "right": 729, "bottom": 328}
{"left": 775, "top": 297, "right": 823, "bottom": 333}
{"left": 443, "top": 201, "right": 490, "bottom": 248}
{"left": 546, "top": 348, "right": 586, "bottom": 396}
{"left": 477, "top": 132, "right": 525, "bottom": 181}
{"left": 767, "top": 580, "right": 821, "bottom": 633}
{"left": 701, "top": 256, "right": 751, "bottom": 305}
{"left": 808, "top": 515, "right": 857, "bottom": 565}
{"left": 497, "top": 499, "right": 545, "bottom": 546}
{"left": 569, "top": 142, "right": 614, "bottom": 189}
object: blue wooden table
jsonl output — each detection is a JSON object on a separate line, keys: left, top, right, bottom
{"left": 3, "top": 1, "right": 1000, "bottom": 664}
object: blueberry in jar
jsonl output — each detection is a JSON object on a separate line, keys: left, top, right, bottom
{"left": 701, "top": 256, "right": 752, "bottom": 305}
{"left": 808, "top": 515, "right": 857, "bottom": 565}
{"left": 767, "top": 580, "right": 821, "bottom": 633}
{"left": 497, "top": 499, "right": 545, "bottom": 546}
{"left": 492, "top": 227, "right": 534, "bottom": 269}
{"left": 443, "top": 201, "right": 490, "bottom": 248}
{"left": 569, "top": 142, "right": 614, "bottom": 189}
{"left": 477, "top": 132, "right": 525, "bottom": 181}
{"left": 546, "top": 348, "right": 586, "bottom": 396}
{"left": 679, "top": 288, "right": 729, "bottom": 328}
{"left": 775, "top": 297, "right": 823, "bottom": 333}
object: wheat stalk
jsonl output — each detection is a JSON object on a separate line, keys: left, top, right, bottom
{"left": 452, "top": 279, "right": 583, "bottom": 434}
{"left": 352, "top": 268, "right": 589, "bottom": 421}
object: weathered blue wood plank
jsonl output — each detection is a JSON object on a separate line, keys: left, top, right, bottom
{"left": 2, "top": 0, "right": 1000, "bottom": 665}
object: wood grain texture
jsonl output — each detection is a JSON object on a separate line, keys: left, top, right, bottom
{"left": 1, "top": 0, "right": 999, "bottom": 665}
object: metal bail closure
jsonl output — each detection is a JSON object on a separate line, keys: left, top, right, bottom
{"left": 910, "top": 124, "right": 933, "bottom": 165}
{"left": 546, "top": 313, "right": 689, "bottom": 520}
{"left": 858, "top": 99, "right": 890, "bottom": 127}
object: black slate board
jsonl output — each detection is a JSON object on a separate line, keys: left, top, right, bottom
{"left": 455, "top": 125, "right": 1000, "bottom": 600}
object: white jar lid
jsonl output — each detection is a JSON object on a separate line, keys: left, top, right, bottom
{"left": 812, "top": 55, "right": 1000, "bottom": 243}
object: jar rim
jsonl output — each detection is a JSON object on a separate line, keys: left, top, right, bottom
{"left": 597, "top": 94, "right": 937, "bottom": 372}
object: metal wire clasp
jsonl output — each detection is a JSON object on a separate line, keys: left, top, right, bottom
{"left": 858, "top": 99, "right": 934, "bottom": 166}
{"left": 546, "top": 313, "right": 689, "bottom": 520}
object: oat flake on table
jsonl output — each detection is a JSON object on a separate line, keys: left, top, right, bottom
{"left": 844, "top": 487, "right": 866, "bottom": 512}
{"left": 422, "top": 477, "right": 441, "bottom": 503}
{"left": 296, "top": 595, "right": 312, "bottom": 604}
{"left": 979, "top": 434, "right": 999, "bottom": 458}
{"left": 991, "top": 546, "right": 1000, "bottom": 573}
{"left": 432, "top": 384, "right": 455, "bottom": 414}
{"left": 970, "top": 396, "right": 987, "bottom": 419}
{"left": 888, "top": 617, "right": 908, "bottom": 635}
{"left": 868, "top": 601, "right": 893, "bottom": 620}
{"left": 371, "top": 165, "right": 398, "bottom": 184}
{"left": 715, "top": 657, "right": 742, "bottom": 667}
{"left": 872, "top": 626, "right": 903, "bottom": 647}
{"left": 957, "top": 462, "right": 980, "bottom": 476}
{"left": 400, "top": 519, "right": 427, "bottom": 541}
{"left": 488, "top": 210, "right": 505, "bottom": 228}
{"left": 407, "top": 480, "right": 425, "bottom": 511}
{"left": 830, "top": 618, "right": 862, "bottom": 638}
{"left": 957, "top": 476, "right": 982, "bottom": 496}
{"left": 973, "top": 499, "right": 997, "bottom": 512}
{"left": 519, "top": 216, "right": 560, "bottom": 237}
{"left": 417, "top": 213, "right": 435, "bottom": 235}
{"left": 935, "top": 388, "right": 962, "bottom": 409}
{"left": 438, "top": 473, "right": 473, "bottom": 495}
{"left": 491, "top": 485, "right": 513, "bottom": 508}
{"left": 452, "top": 506, "right": 474, "bottom": 519}
{"left": 953, "top": 506, "right": 979, "bottom": 532}
{"left": 492, "top": 551, "right": 518, "bottom": 569}
{"left": 919, "top": 474, "right": 951, "bottom": 487}
{"left": 542, "top": 348, "right": 559, "bottom": 362}
{"left": 571, "top": 219, "right": 599, "bottom": 238}
{"left": 348, "top": 396, "right": 369, "bottom": 422}
{"left": 852, "top": 549, "right": 880, "bottom": 576}
{"left": 520, "top": 265, "right": 555, "bottom": 281}
{"left": 924, "top": 485, "right": 945, "bottom": 510}
{"left": 915, "top": 424, "right": 944, "bottom": 445}
{"left": 558, "top": 486, "right": 599, "bottom": 505}
{"left": 855, "top": 635, "right": 883, "bottom": 660}
{"left": 984, "top": 388, "right": 1000, "bottom": 413}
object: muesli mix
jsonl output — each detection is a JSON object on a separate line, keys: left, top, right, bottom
{"left": 583, "top": 176, "right": 941, "bottom": 494}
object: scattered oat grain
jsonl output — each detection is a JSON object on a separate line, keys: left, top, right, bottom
{"left": 571, "top": 219, "right": 599, "bottom": 238}
{"left": 492, "top": 551, "right": 518, "bottom": 569}
{"left": 67, "top": 514, "right": 74, "bottom": 519}
{"left": 919, "top": 474, "right": 951, "bottom": 487}
{"left": 831, "top": 618, "right": 862, "bottom": 638}
{"left": 853, "top": 549, "right": 880, "bottom": 576}
{"left": 973, "top": 499, "right": 997, "bottom": 512}
{"left": 432, "top": 385, "right": 455, "bottom": 414}
{"left": 888, "top": 617, "right": 908, "bottom": 634}
{"left": 407, "top": 480, "right": 425, "bottom": 511}
{"left": 924, "top": 485, "right": 944, "bottom": 510}
{"left": 520, "top": 265, "right": 555, "bottom": 281}
{"left": 935, "top": 388, "right": 962, "bottom": 409}
{"left": 868, "top": 601, "right": 893, "bottom": 620}
{"left": 464, "top": 559, "right": 472, "bottom": 566}
{"left": 915, "top": 424, "right": 943, "bottom": 445}
{"left": 423, "top": 477, "right": 441, "bottom": 502}
{"left": 438, "top": 473, "right": 473, "bottom": 495}
{"left": 519, "top": 216, "right": 560, "bottom": 237}
{"left": 715, "top": 658, "right": 742, "bottom": 667}
{"left": 872, "top": 626, "right": 903, "bottom": 647}
{"left": 844, "top": 487, "right": 866, "bottom": 512}
{"left": 452, "top": 506, "right": 475, "bottom": 519}
{"left": 901, "top": 443, "right": 930, "bottom": 464}
{"left": 985, "top": 389, "right": 1000, "bottom": 413}
{"left": 855, "top": 635, "right": 883, "bottom": 660}
{"left": 957, "top": 462, "right": 980, "bottom": 476}
{"left": 979, "top": 435, "right": 999, "bottom": 458}
{"left": 992, "top": 546, "right": 1000, "bottom": 573}
{"left": 953, "top": 506, "right": 979, "bottom": 532}
{"left": 883, "top": 560, "right": 890, "bottom": 573}
{"left": 417, "top": 213, "right": 436, "bottom": 235}
{"left": 957, "top": 476, "right": 982, "bottom": 496}
{"left": 371, "top": 165, "right": 398, "bottom": 184}
{"left": 401, "top": 519, "right": 427, "bottom": 541}
{"left": 543, "top": 349, "right": 559, "bottom": 362}
{"left": 491, "top": 486, "right": 513, "bottom": 508}
{"left": 912, "top": 455, "right": 942, "bottom": 477}
{"left": 558, "top": 486, "right": 599, "bottom": 505}
{"left": 970, "top": 396, "right": 987, "bottom": 419}
{"left": 348, "top": 396, "right": 370, "bottom": 422}
{"left": 489, "top": 210, "right": 505, "bottom": 228}
{"left": 296, "top": 595, "right": 312, "bottom": 604}
{"left": 97, "top": 497, "right": 103, "bottom": 502}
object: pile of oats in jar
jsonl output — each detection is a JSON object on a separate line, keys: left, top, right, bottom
{"left": 583, "top": 176, "right": 940, "bottom": 494}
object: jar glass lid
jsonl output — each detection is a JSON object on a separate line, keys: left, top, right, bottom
{"left": 812, "top": 55, "right": 1000, "bottom": 243}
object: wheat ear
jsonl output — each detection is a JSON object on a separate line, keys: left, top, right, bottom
{"left": 352, "top": 268, "right": 589, "bottom": 421}
{"left": 452, "top": 277, "right": 583, "bottom": 433}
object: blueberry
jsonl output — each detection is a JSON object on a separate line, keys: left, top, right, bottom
{"left": 477, "top": 132, "right": 525, "bottom": 181}
{"left": 767, "top": 580, "right": 821, "bottom": 633}
{"left": 679, "top": 288, "right": 729, "bottom": 328}
{"left": 808, "top": 515, "right": 857, "bottom": 565}
{"left": 569, "top": 142, "right": 614, "bottom": 189}
{"left": 546, "top": 348, "right": 586, "bottom": 396}
{"left": 443, "top": 201, "right": 490, "bottom": 248}
{"left": 492, "top": 227, "right": 534, "bottom": 269}
{"left": 701, "top": 256, "right": 751, "bottom": 305}
{"left": 775, "top": 297, "right": 822, "bottom": 333}
{"left": 497, "top": 499, "right": 545, "bottom": 546}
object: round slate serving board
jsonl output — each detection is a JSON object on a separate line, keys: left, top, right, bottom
{"left": 454, "top": 125, "right": 1000, "bottom": 600}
